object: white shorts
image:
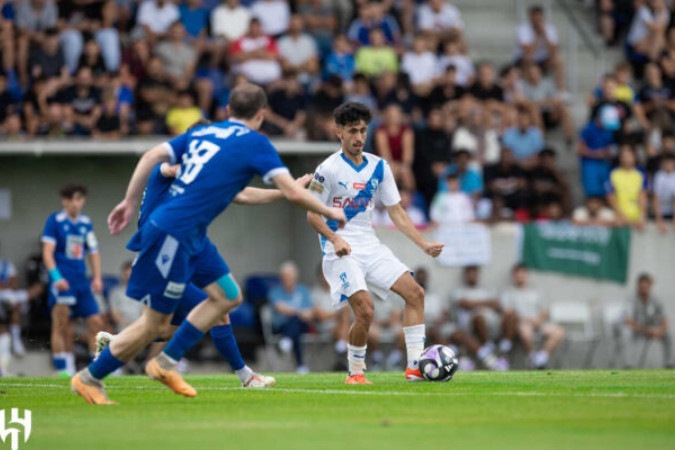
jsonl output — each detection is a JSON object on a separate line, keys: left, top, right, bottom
{"left": 322, "top": 244, "right": 409, "bottom": 308}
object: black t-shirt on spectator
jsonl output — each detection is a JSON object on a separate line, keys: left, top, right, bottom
{"left": 310, "top": 88, "right": 344, "bottom": 114}
{"left": 96, "top": 113, "right": 121, "bottom": 133}
{"left": 428, "top": 84, "right": 466, "bottom": 110}
{"left": 637, "top": 85, "right": 674, "bottom": 104}
{"left": 469, "top": 82, "right": 504, "bottom": 102}
{"left": 0, "top": 90, "right": 17, "bottom": 122}
{"left": 56, "top": 85, "right": 102, "bottom": 115}
{"left": 79, "top": 54, "right": 107, "bottom": 77}
{"left": 484, "top": 163, "right": 526, "bottom": 196}
{"left": 528, "top": 166, "right": 564, "bottom": 204}
{"left": 413, "top": 126, "right": 452, "bottom": 206}
{"left": 269, "top": 89, "right": 306, "bottom": 121}
{"left": 29, "top": 48, "right": 66, "bottom": 79}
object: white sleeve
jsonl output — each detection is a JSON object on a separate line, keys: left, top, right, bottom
{"left": 517, "top": 23, "right": 533, "bottom": 45}
{"left": 546, "top": 24, "right": 558, "bottom": 44}
{"left": 308, "top": 162, "right": 334, "bottom": 205}
{"left": 417, "top": 6, "right": 433, "bottom": 30}
{"left": 136, "top": 2, "right": 152, "bottom": 27}
{"left": 379, "top": 162, "right": 402, "bottom": 207}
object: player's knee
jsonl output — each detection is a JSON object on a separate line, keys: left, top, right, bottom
{"left": 356, "top": 303, "right": 374, "bottom": 326}
{"left": 157, "top": 323, "right": 174, "bottom": 341}
{"left": 216, "top": 274, "right": 241, "bottom": 302}
{"left": 406, "top": 284, "right": 425, "bottom": 307}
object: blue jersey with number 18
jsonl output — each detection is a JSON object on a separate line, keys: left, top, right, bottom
{"left": 145, "top": 120, "right": 289, "bottom": 255}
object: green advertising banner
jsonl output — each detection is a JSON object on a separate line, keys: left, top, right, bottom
{"left": 521, "top": 223, "right": 631, "bottom": 283}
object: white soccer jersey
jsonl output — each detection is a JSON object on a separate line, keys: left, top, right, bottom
{"left": 309, "top": 151, "right": 401, "bottom": 257}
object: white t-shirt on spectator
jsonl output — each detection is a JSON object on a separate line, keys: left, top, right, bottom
{"left": 653, "top": 169, "right": 675, "bottom": 216}
{"left": 501, "top": 286, "right": 545, "bottom": 321}
{"left": 231, "top": 35, "right": 282, "bottom": 84}
{"left": 137, "top": 0, "right": 180, "bottom": 35}
{"left": 417, "top": 2, "right": 464, "bottom": 32}
{"left": 251, "top": 0, "right": 290, "bottom": 36}
{"left": 437, "top": 54, "right": 475, "bottom": 86}
{"left": 277, "top": 33, "right": 318, "bottom": 66}
{"left": 515, "top": 21, "right": 558, "bottom": 61}
{"left": 401, "top": 51, "right": 438, "bottom": 86}
{"left": 518, "top": 77, "right": 557, "bottom": 104}
{"left": 430, "top": 191, "right": 475, "bottom": 225}
{"left": 627, "top": 5, "right": 671, "bottom": 46}
{"left": 211, "top": 5, "right": 251, "bottom": 41}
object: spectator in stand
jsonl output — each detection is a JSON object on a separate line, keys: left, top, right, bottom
{"left": 427, "top": 65, "right": 467, "bottom": 113}
{"left": 514, "top": 5, "right": 565, "bottom": 90}
{"left": 78, "top": 40, "right": 106, "bottom": 78}
{"left": 578, "top": 110, "right": 618, "bottom": 198}
{"left": 437, "top": 149, "right": 484, "bottom": 201}
{"left": 0, "top": 243, "right": 29, "bottom": 358}
{"left": 134, "top": 56, "right": 174, "bottom": 134}
{"left": 28, "top": 28, "right": 69, "bottom": 97}
{"left": 413, "top": 107, "right": 452, "bottom": 207}
{"left": 401, "top": 34, "right": 438, "bottom": 96}
{"left": 613, "top": 61, "right": 636, "bottom": 106}
{"left": 108, "top": 261, "right": 144, "bottom": 333}
{"left": 572, "top": 196, "right": 617, "bottom": 226}
{"left": 367, "top": 296, "right": 405, "bottom": 371}
{"left": 483, "top": 147, "right": 528, "bottom": 219}
{"left": 647, "top": 131, "right": 675, "bottom": 177}
{"left": 374, "top": 71, "right": 420, "bottom": 118}
{"left": 437, "top": 33, "right": 474, "bottom": 87}
{"left": 501, "top": 263, "right": 565, "bottom": 370}
{"left": 416, "top": 0, "right": 464, "bottom": 43}
{"left": 210, "top": 0, "right": 251, "bottom": 44}
{"left": 15, "top": 0, "right": 58, "bottom": 86}
{"left": 634, "top": 62, "right": 675, "bottom": 131}
{"left": 229, "top": 18, "right": 282, "bottom": 86}
{"left": 250, "top": 0, "right": 290, "bottom": 38}
{"left": 135, "top": 0, "right": 180, "bottom": 46}
{"left": 355, "top": 28, "right": 398, "bottom": 78}
{"left": 344, "top": 72, "right": 377, "bottom": 112}
{"left": 469, "top": 62, "right": 505, "bottom": 116}
{"left": 278, "top": 14, "right": 320, "bottom": 87}
{"left": 154, "top": 22, "right": 197, "bottom": 90}
{"left": 58, "top": 0, "right": 120, "bottom": 75}
{"left": 166, "top": 90, "right": 202, "bottom": 136}
{"left": 626, "top": 0, "right": 669, "bottom": 64}
{"left": 502, "top": 106, "right": 545, "bottom": 168}
{"left": 179, "top": 0, "right": 210, "bottom": 44}
{"left": 268, "top": 261, "right": 313, "bottom": 374}
{"left": 528, "top": 148, "right": 571, "bottom": 218}
{"left": 451, "top": 266, "right": 516, "bottom": 367}
{"left": 0, "top": 70, "right": 19, "bottom": 125}
{"left": 652, "top": 153, "right": 675, "bottom": 232}
{"left": 606, "top": 145, "right": 648, "bottom": 230}
{"left": 323, "top": 34, "right": 355, "bottom": 85}
{"left": 519, "top": 62, "right": 574, "bottom": 143}
{"left": 93, "top": 89, "right": 122, "bottom": 138}
{"left": 615, "top": 273, "right": 672, "bottom": 368}
{"left": 452, "top": 105, "right": 500, "bottom": 164}
{"left": 298, "top": 0, "right": 337, "bottom": 57}
{"left": 306, "top": 75, "right": 344, "bottom": 140}
{"left": 430, "top": 170, "right": 475, "bottom": 226}
{"left": 372, "top": 189, "right": 427, "bottom": 228}
{"left": 347, "top": 1, "right": 400, "bottom": 46}
{"left": 374, "top": 103, "right": 415, "bottom": 189}
{"left": 56, "top": 66, "right": 102, "bottom": 135}
{"left": 262, "top": 73, "right": 307, "bottom": 138}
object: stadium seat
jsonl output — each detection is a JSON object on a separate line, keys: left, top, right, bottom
{"left": 550, "top": 301, "right": 601, "bottom": 368}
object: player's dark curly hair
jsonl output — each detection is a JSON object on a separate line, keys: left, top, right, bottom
{"left": 333, "top": 102, "right": 372, "bottom": 127}
{"left": 229, "top": 83, "right": 268, "bottom": 120}
{"left": 60, "top": 183, "right": 88, "bottom": 199}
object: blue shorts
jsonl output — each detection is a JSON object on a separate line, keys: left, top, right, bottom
{"left": 48, "top": 283, "right": 100, "bottom": 318}
{"left": 581, "top": 159, "right": 611, "bottom": 197}
{"left": 171, "top": 284, "right": 207, "bottom": 326}
{"left": 127, "top": 226, "right": 194, "bottom": 315}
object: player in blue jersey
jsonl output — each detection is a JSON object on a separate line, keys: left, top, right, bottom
{"left": 95, "top": 149, "right": 312, "bottom": 387}
{"left": 42, "top": 183, "right": 106, "bottom": 376}
{"left": 72, "top": 84, "right": 346, "bottom": 404}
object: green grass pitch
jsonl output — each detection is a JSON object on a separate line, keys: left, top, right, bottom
{"left": 1, "top": 370, "right": 673, "bottom": 450}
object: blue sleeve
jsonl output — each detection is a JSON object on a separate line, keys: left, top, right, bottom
{"left": 41, "top": 214, "right": 58, "bottom": 244}
{"left": 249, "top": 135, "right": 289, "bottom": 184}
{"left": 605, "top": 173, "right": 615, "bottom": 194}
{"left": 164, "top": 133, "right": 190, "bottom": 164}
{"left": 534, "top": 129, "right": 544, "bottom": 149}
{"left": 118, "top": 86, "right": 133, "bottom": 106}
{"left": 640, "top": 169, "right": 649, "bottom": 190}
{"left": 268, "top": 286, "right": 283, "bottom": 305}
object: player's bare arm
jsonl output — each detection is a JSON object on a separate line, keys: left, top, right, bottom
{"left": 108, "top": 144, "right": 173, "bottom": 235}
{"left": 307, "top": 211, "right": 351, "bottom": 257}
{"left": 386, "top": 203, "right": 444, "bottom": 257}
{"left": 88, "top": 252, "right": 103, "bottom": 294}
{"left": 273, "top": 172, "right": 346, "bottom": 225}
{"left": 42, "top": 241, "right": 69, "bottom": 291}
{"left": 234, "top": 173, "right": 313, "bottom": 205}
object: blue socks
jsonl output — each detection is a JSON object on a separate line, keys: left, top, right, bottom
{"left": 53, "top": 354, "right": 67, "bottom": 371}
{"left": 210, "top": 324, "right": 245, "bottom": 371}
{"left": 163, "top": 320, "right": 205, "bottom": 362}
{"left": 88, "top": 347, "right": 125, "bottom": 380}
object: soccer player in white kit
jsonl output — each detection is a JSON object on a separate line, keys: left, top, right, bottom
{"left": 307, "top": 102, "right": 445, "bottom": 384}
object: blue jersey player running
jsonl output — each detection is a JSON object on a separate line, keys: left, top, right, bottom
{"left": 42, "top": 183, "right": 106, "bottom": 376}
{"left": 95, "top": 136, "right": 313, "bottom": 387}
{"left": 72, "top": 84, "right": 346, "bottom": 404}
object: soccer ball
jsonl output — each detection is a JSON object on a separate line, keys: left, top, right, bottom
{"left": 419, "top": 344, "right": 459, "bottom": 382}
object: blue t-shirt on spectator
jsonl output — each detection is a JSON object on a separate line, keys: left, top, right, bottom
{"left": 179, "top": 3, "right": 209, "bottom": 38}
{"left": 1, "top": 1, "right": 14, "bottom": 20}
{"left": 437, "top": 165, "right": 483, "bottom": 196}
{"left": 580, "top": 120, "right": 615, "bottom": 160}
{"left": 268, "top": 284, "right": 313, "bottom": 329}
{"left": 347, "top": 16, "right": 400, "bottom": 45}
{"left": 502, "top": 127, "right": 544, "bottom": 161}
{"left": 324, "top": 53, "right": 355, "bottom": 82}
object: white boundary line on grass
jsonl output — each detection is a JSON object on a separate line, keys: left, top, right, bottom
{"left": 3, "top": 383, "right": 674, "bottom": 400}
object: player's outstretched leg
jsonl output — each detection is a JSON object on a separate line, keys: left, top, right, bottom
{"left": 210, "top": 324, "right": 275, "bottom": 388}
{"left": 391, "top": 273, "right": 426, "bottom": 382}
{"left": 345, "top": 292, "right": 374, "bottom": 385}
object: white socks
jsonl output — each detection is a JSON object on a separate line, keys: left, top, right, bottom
{"left": 347, "top": 344, "right": 367, "bottom": 375}
{"left": 403, "top": 324, "right": 425, "bottom": 370}
{"left": 65, "top": 352, "right": 75, "bottom": 375}
{"left": 10, "top": 324, "right": 21, "bottom": 342}
{"left": 157, "top": 352, "right": 178, "bottom": 370}
{"left": 0, "top": 333, "right": 10, "bottom": 374}
{"left": 235, "top": 365, "right": 255, "bottom": 383}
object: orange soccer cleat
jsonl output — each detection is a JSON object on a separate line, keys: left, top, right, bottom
{"left": 71, "top": 372, "right": 117, "bottom": 405}
{"left": 345, "top": 373, "right": 373, "bottom": 385}
{"left": 145, "top": 358, "right": 197, "bottom": 397}
{"left": 405, "top": 366, "right": 425, "bottom": 382}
